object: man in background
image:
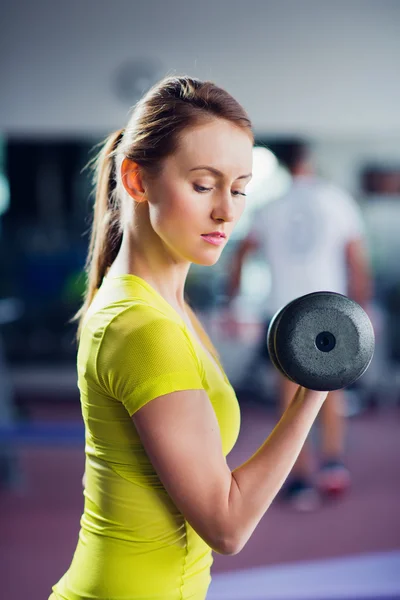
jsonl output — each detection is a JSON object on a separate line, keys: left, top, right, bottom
{"left": 227, "top": 140, "right": 372, "bottom": 511}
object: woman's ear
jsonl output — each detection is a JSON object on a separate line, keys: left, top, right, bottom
{"left": 121, "top": 158, "right": 147, "bottom": 202}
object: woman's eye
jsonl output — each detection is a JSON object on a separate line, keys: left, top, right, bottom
{"left": 194, "top": 184, "right": 212, "bottom": 193}
{"left": 193, "top": 184, "right": 246, "bottom": 197}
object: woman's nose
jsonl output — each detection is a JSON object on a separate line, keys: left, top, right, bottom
{"left": 211, "top": 192, "right": 235, "bottom": 223}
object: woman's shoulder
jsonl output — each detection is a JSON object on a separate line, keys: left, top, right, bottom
{"left": 83, "top": 275, "right": 184, "bottom": 333}
{"left": 82, "top": 296, "right": 182, "bottom": 342}
{"left": 78, "top": 276, "right": 201, "bottom": 372}
{"left": 78, "top": 296, "right": 195, "bottom": 380}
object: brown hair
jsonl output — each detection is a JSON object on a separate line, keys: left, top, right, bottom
{"left": 74, "top": 75, "right": 253, "bottom": 338}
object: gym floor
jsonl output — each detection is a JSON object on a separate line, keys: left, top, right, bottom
{"left": 1, "top": 398, "right": 399, "bottom": 600}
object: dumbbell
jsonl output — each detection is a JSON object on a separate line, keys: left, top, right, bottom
{"left": 267, "top": 291, "right": 375, "bottom": 391}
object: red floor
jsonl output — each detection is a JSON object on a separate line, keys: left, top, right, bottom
{"left": 1, "top": 403, "right": 400, "bottom": 600}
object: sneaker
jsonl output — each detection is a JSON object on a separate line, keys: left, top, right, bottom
{"left": 282, "top": 477, "right": 321, "bottom": 512}
{"left": 317, "top": 459, "right": 351, "bottom": 497}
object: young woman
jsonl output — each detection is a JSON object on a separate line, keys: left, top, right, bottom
{"left": 49, "top": 76, "right": 328, "bottom": 600}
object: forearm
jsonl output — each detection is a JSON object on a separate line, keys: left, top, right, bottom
{"left": 346, "top": 239, "right": 373, "bottom": 308}
{"left": 348, "top": 273, "right": 373, "bottom": 308}
{"left": 226, "top": 386, "right": 326, "bottom": 552}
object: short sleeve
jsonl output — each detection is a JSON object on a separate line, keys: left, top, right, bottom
{"left": 96, "top": 307, "right": 205, "bottom": 416}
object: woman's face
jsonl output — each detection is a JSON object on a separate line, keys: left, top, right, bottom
{"left": 145, "top": 118, "right": 253, "bottom": 266}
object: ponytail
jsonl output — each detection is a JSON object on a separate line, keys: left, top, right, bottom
{"left": 73, "top": 129, "right": 124, "bottom": 339}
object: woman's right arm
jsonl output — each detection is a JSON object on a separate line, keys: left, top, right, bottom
{"left": 132, "top": 385, "right": 327, "bottom": 556}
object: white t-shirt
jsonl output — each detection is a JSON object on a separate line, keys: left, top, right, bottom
{"left": 248, "top": 176, "right": 365, "bottom": 317}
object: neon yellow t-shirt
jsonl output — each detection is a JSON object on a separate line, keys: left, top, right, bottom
{"left": 50, "top": 274, "right": 241, "bottom": 600}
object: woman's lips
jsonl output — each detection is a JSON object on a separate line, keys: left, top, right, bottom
{"left": 201, "top": 234, "right": 226, "bottom": 246}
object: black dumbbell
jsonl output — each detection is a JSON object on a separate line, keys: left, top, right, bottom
{"left": 267, "top": 291, "right": 375, "bottom": 391}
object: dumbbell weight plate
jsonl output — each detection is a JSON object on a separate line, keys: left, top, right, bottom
{"left": 267, "top": 300, "right": 297, "bottom": 382}
{"left": 273, "top": 291, "right": 375, "bottom": 391}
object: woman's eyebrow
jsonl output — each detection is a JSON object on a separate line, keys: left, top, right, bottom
{"left": 189, "top": 166, "right": 252, "bottom": 180}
